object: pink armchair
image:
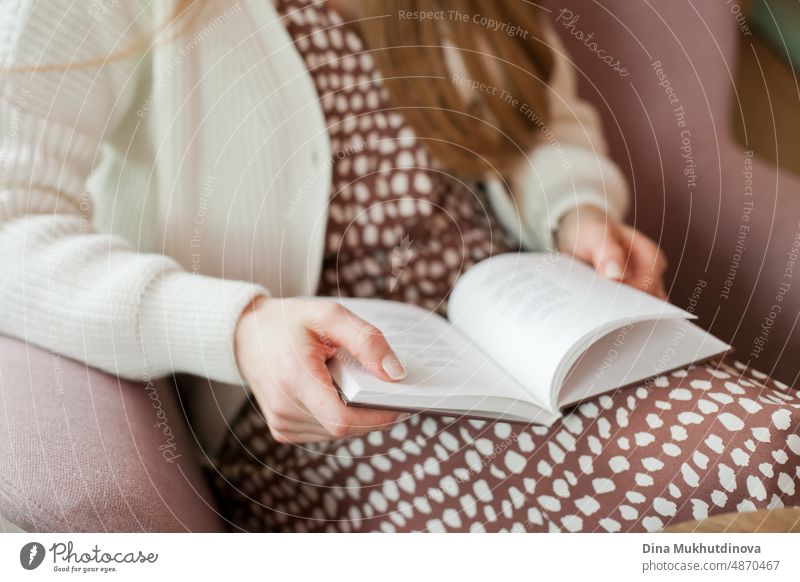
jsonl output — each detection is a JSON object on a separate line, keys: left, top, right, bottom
{"left": 1, "top": 0, "right": 797, "bottom": 532}
{"left": 0, "top": 335, "right": 222, "bottom": 531}
{"left": 551, "top": 0, "right": 800, "bottom": 385}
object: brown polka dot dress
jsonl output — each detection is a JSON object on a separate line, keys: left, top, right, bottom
{"left": 208, "top": 0, "right": 800, "bottom": 532}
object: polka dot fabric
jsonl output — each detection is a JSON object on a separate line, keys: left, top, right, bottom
{"left": 214, "top": 358, "right": 800, "bottom": 532}
{"left": 208, "top": 0, "right": 800, "bottom": 531}
{"left": 288, "top": 0, "right": 518, "bottom": 313}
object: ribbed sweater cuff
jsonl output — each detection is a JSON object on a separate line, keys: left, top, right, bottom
{"left": 540, "top": 188, "right": 625, "bottom": 250}
{"left": 139, "top": 272, "right": 269, "bottom": 385}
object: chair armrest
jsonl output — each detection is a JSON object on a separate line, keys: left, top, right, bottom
{"left": 0, "top": 335, "right": 224, "bottom": 532}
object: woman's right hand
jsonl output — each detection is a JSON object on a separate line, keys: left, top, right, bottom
{"left": 234, "top": 297, "right": 407, "bottom": 444}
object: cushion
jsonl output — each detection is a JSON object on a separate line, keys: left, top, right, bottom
{"left": 0, "top": 335, "right": 223, "bottom": 532}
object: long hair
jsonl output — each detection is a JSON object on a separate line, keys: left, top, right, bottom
{"left": 11, "top": 0, "right": 555, "bottom": 180}
{"left": 352, "top": 0, "right": 554, "bottom": 178}
{"left": 172, "top": 0, "right": 555, "bottom": 179}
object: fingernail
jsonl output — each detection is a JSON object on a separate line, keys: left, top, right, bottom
{"left": 604, "top": 261, "right": 623, "bottom": 280}
{"left": 396, "top": 411, "right": 412, "bottom": 422}
{"left": 382, "top": 354, "right": 407, "bottom": 380}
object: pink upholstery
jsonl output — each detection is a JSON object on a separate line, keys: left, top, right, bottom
{"left": 550, "top": 0, "right": 800, "bottom": 385}
{"left": 0, "top": 335, "right": 223, "bottom": 532}
{"left": 2, "top": 2, "right": 796, "bottom": 533}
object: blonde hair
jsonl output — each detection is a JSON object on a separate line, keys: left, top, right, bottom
{"left": 353, "top": 0, "right": 554, "bottom": 178}
{"left": 173, "top": 0, "right": 555, "bottom": 179}
{"left": 11, "top": 0, "right": 554, "bottom": 180}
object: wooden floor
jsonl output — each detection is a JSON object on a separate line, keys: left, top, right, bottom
{"left": 664, "top": 508, "right": 800, "bottom": 533}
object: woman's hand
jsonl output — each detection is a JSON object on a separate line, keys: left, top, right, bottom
{"left": 234, "top": 297, "right": 407, "bottom": 444}
{"left": 556, "top": 205, "right": 668, "bottom": 298}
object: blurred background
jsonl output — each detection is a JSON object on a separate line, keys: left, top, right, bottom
{"left": 551, "top": 0, "right": 800, "bottom": 386}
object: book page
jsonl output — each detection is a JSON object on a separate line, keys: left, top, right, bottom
{"left": 327, "top": 298, "right": 546, "bottom": 414}
{"left": 447, "top": 253, "right": 689, "bottom": 409}
{"left": 559, "top": 319, "right": 731, "bottom": 407}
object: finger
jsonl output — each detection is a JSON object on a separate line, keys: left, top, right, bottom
{"left": 625, "top": 225, "right": 667, "bottom": 275}
{"left": 252, "top": 380, "right": 334, "bottom": 438}
{"left": 561, "top": 218, "right": 600, "bottom": 264}
{"left": 250, "top": 383, "right": 325, "bottom": 431}
{"left": 618, "top": 225, "right": 668, "bottom": 293}
{"left": 298, "top": 363, "right": 402, "bottom": 439}
{"left": 269, "top": 429, "right": 334, "bottom": 445}
{"left": 314, "top": 303, "right": 407, "bottom": 381}
{"left": 654, "top": 279, "right": 669, "bottom": 300}
{"left": 588, "top": 225, "right": 627, "bottom": 281}
{"left": 273, "top": 398, "right": 347, "bottom": 437}
{"left": 269, "top": 415, "right": 331, "bottom": 437}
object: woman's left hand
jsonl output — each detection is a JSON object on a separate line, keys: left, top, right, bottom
{"left": 556, "top": 204, "right": 668, "bottom": 299}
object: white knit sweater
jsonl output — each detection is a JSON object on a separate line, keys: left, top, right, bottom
{"left": 0, "top": 0, "right": 628, "bottom": 448}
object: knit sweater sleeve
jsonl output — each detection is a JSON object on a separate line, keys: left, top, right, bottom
{"left": 0, "top": 1, "right": 266, "bottom": 384}
{"left": 487, "top": 20, "right": 631, "bottom": 251}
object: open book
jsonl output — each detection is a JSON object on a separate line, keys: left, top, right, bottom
{"left": 328, "top": 252, "right": 731, "bottom": 425}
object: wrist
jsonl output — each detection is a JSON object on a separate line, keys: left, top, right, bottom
{"left": 139, "top": 271, "right": 269, "bottom": 384}
{"left": 556, "top": 204, "right": 612, "bottom": 251}
{"left": 559, "top": 204, "right": 609, "bottom": 227}
{"left": 234, "top": 295, "right": 269, "bottom": 371}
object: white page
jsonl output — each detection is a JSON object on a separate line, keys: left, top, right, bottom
{"left": 327, "top": 298, "right": 554, "bottom": 421}
{"left": 447, "top": 253, "right": 690, "bottom": 410}
{"left": 559, "top": 319, "right": 731, "bottom": 407}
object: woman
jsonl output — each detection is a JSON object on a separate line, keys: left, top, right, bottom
{"left": 1, "top": 0, "right": 796, "bottom": 532}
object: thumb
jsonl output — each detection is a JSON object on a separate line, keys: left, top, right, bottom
{"left": 317, "top": 303, "right": 407, "bottom": 382}
{"left": 592, "top": 231, "right": 627, "bottom": 281}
